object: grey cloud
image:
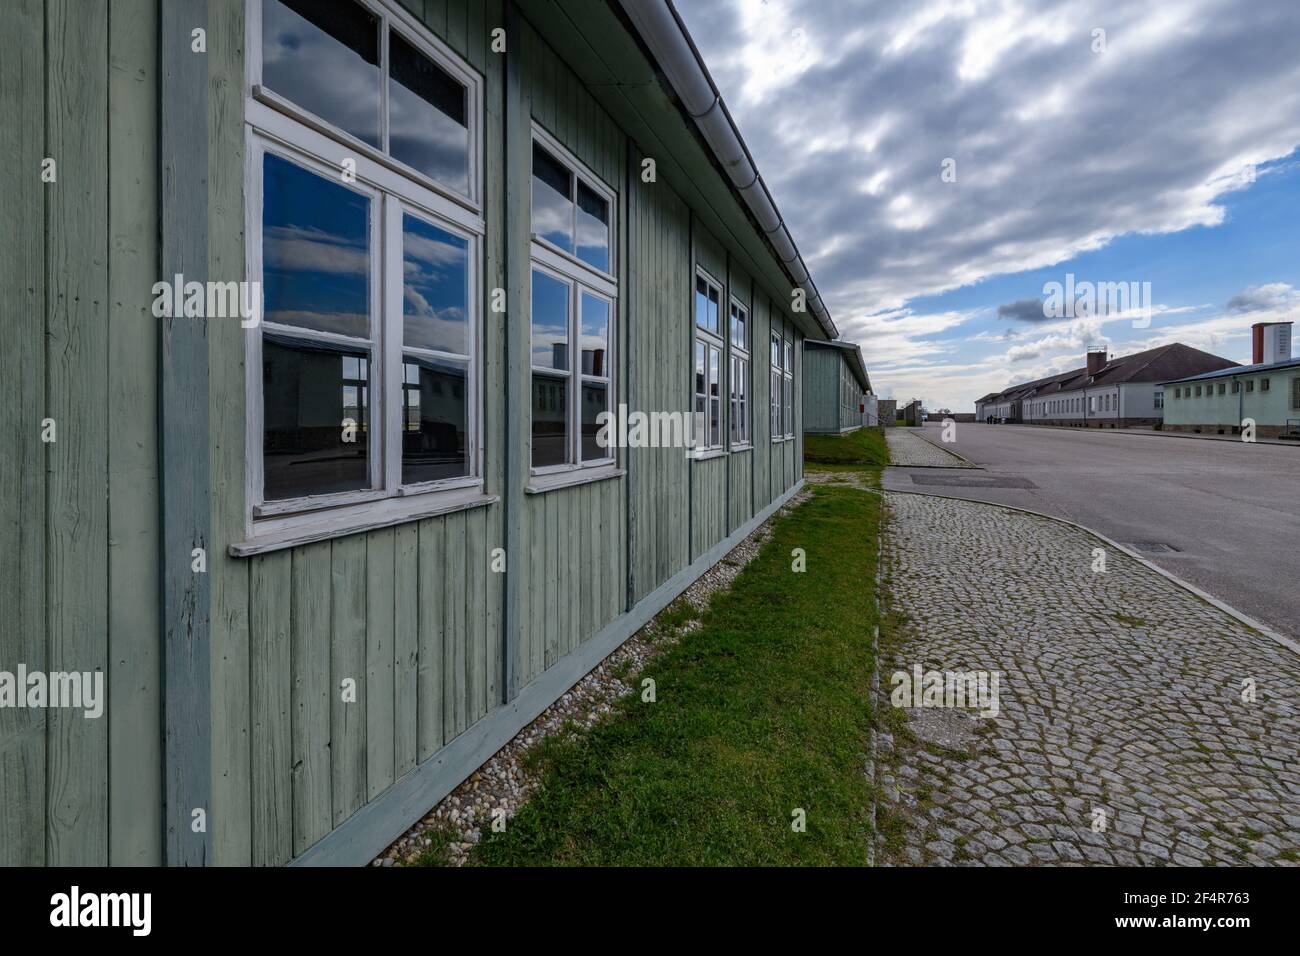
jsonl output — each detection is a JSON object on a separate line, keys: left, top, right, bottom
{"left": 1225, "top": 283, "right": 1298, "bottom": 313}
{"left": 997, "top": 298, "right": 1050, "bottom": 322}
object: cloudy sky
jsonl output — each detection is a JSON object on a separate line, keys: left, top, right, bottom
{"left": 677, "top": 0, "right": 1300, "bottom": 409}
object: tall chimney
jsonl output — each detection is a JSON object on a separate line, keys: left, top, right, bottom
{"left": 1086, "top": 349, "right": 1107, "bottom": 376}
{"left": 1253, "top": 322, "right": 1293, "bottom": 365}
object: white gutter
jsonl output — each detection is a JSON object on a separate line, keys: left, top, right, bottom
{"left": 619, "top": 0, "right": 838, "bottom": 340}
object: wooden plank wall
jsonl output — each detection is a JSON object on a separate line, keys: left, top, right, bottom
{"left": 513, "top": 19, "right": 628, "bottom": 686}
{"left": 209, "top": 0, "right": 508, "bottom": 866}
{"left": 0, "top": 0, "right": 164, "bottom": 865}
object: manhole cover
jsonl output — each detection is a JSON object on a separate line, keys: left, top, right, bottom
{"left": 910, "top": 474, "right": 1037, "bottom": 489}
{"left": 1122, "top": 541, "right": 1182, "bottom": 554}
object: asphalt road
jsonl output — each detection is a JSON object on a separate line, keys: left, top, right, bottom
{"left": 882, "top": 423, "right": 1300, "bottom": 639}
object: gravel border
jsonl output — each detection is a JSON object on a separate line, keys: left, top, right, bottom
{"left": 374, "top": 487, "right": 815, "bottom": 866}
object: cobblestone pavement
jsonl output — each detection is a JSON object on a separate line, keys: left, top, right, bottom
{"left": 886, "top": 429, "right": 974, "bottom": 468}
{"left": 876, "top": 491, "right": 1300, "bottom": 866}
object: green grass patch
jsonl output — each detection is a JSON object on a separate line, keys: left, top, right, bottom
{"left": 804, "top": 426, "right": 889, "bottom": 467}
{"left": 471, "top": 485, "right": 881, "bottom": 866}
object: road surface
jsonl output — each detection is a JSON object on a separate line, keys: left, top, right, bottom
{"left": 882, "top": 423, "right": 1300, "bottom": 639}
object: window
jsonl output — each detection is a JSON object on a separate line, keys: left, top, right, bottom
{"left": 529, "top": 130, "right": 617, "bottom": 471}
{"left": 1246, "top": 380, "right": 1254, "bottom": 393}
{"left": 783, "top": 337, "right": 795, "bottom": 438}
{"left": 253, "top": 0, "right": 482, "bottom": 205}
{"left": 1154, "top": 391, "right": 1163, "bottom": 409}
{"left": 1195, "top": 386, "right": 1202, "bottom": 397}
{"left": 1261, "top": 377, "right": 1270, "bottom": 392}
{"left": 246, "top": 5, "right": 485, "bottom": 534}
{"left": 770, "top": 331, "right": 782, "bottom": 440}
{"left": 1291, "top": 377, "right": 1300, "bottom": 410}
{"left": 1232, "top": 381, "right": 1240, "bottom": 394}
{"left": 1217, "top": 382, "right": 1226, "bottom": 395}
{"left": 694, "top": 270, "right": 724, "bottom": 451}
{"left": 729, "top": 299, "right": 750, "bottom": 446}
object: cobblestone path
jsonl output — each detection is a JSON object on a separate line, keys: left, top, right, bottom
{"left": 885, "top": 428, "right": 973, "bottom": 467}
{"left": 876, "top": 491, "right": 1300, "bottom": 866}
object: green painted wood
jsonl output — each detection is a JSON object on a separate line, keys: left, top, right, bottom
{"left": 108, "top": 0, "right": 163, "bottom": 866}
{"left": 249, "top": 551, "right": 292, "bottom": 866}
{"left": 465, "top": 507, "right": 487, "bottom": 722}
{"left": 331, "top": 536, "right": 368, "bottom": 825}
{"left": 544, "top": 494, "right": 560, "bottom": 667}
{"left": 417, "top": 519, "right": 445, "bottom": 758}
{"left": 444, "top": 510, "right": 468, "bottom": 741}
{"left": 45, "top": 0, "right": 110, "bottom": 867}
{"left": 159, "top": 0, "right": 213, "bottom": 866}
{"left": 393, "top": 523, "right": 420, "bottom": 774}
{"left": 366, "top": 528, "right": 396, "bottom": 799}
{"left": 446, "top": 0, "right": 468, "bottom": 59}
{"left": 291, "top": 545, "right": 333, "bottom": 855}
{"left": 0, "top": 0, "right": 47, "bottom": 868}
{"left": 208, "top": 0, "right": 252, "bottom": 867}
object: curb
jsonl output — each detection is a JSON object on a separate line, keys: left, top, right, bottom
{"left": 865, "top": 510, "right": 886, "bottom": 867}
{"left": 878, "top": 487, "right": 1300, "bottom": 659}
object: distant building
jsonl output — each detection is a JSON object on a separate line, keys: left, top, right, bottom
{"left": 901, "top": 399, "right": 924, "bottom": 427}
{"left": 803, "top": 340, "right": 873, "bottom": 433}
{"left": 878, "top": 399, "right": 898, "bottom": 426}
{"left": 975, "top": 344, "right": 1238, "bottom": 427}
{"left": 1162, "top": 322, "right": 1300, "bottom": 439}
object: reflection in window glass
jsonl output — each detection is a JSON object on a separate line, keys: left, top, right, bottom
{"left": 696, "top": 277, "right": 710, "bottom": 330}
{"left": 531, "top": 270, "right": 570, "bottom": 370}
{"left": 581, "top": 382, "right": 608, "bottom": 461}
{"left": 389, "top": 30, "right": 469, "bottom": 194}
{"left": 709, "top": 346, "right": 721, "bottom": 447}
{"left": 532, "top": 142, "right": 573, "bottom": 252}
{"left": 580, "top": 294, "right": 608, "bottom": 376}
{"left": 262, "top": 335, "right": 372, "bottom": 500}
{"left": 695, "top": 342, "right": 707, "bottom": 446}
{"left": 576, "top": 181, "right": 609, "bottom": 272}
{"left": 531, "top": 374, "right": 567, "bottom": 467}
{"left": 402, "top": 214, "right": 469, "bottom": 354}
{"left": 400, "top": 356, "right": 467, "bottom": 484}
{"left": 262, "top": 0, "right": 381, "bottom": 147}
{"left": 263, "top": 153, "right": 371, "bottom": 338}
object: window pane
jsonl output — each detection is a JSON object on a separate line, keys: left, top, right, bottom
{"left": 772, "top": 334, "right": 781, "bottom": 368}
{"left": 401, "top": 355, "right": 467, "bottom": 484}
{"left": 531, "top": 270, "right": 570, "bottom": 370}
{"left": 531, "top": 373, "right": 568, "bottom": 467}
{"left": 263, "top": 0, "right": 380, "bottom": 147}
{"left": 710, "top": 346, "right": 721, "bottom": 446}
{"left": 581, "top": 381, "right": 609, "bottom": 461}
{"left": 580, "top": 293, "right": 609, "bottom": 376}
{"left": 403, "top": 213, "right": 469, "bottom": 354}
{"left": 576, "top": 181, "right": 609, "bottom": 272}
{"left": 695, "top": 341, "right": 706, "bottom": 443}
{"left": 262, "top": 335, "right": 372, "bottom": 500}
{"left": 696, "top": 278, "right": 710, "bottom": 330}
{"left": 263, "top": 153, "right": 371, "bottom": 338}
{"left": 532, "top": 142, "right": 573, "bottom": 252}
{"left": 389, "top": 30, "right": 469, "bottom": 194}
{"left": 708, "top": 287, "right": 720, "bottom": 334}
{"left": 731, "top": 304, "right": 746, "bottom": 348}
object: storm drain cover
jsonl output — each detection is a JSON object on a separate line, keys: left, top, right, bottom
{"left": 1122, "top": 541, "right": 1182, "bottom": 554}
{"left": 909, "top": 474, "right": 1038, "bottom": 489}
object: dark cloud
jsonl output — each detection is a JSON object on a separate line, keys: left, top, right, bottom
{"left": 1225, "top": 283, "right": 1297, "bottom": 313}
{"left": 997, "top": 298, "right": 1050, "bottom": 322}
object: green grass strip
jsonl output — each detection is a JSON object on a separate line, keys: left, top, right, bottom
{"left": 471, "top": 485, "right": 881, "bottom": 866}
{"left": 803, "top": 426, "right": 890, "bottom": 466}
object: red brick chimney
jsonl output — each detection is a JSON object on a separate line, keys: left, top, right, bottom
{"left": 1086, "top": 349, "right": 1106, "bottom": 376}
{"left": 1253, "top": 323, "right": 1265, "bottom": 364}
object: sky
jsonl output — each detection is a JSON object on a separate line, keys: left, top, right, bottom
{"left": 676, "top": 0, "right": 1300, "bottom": 410}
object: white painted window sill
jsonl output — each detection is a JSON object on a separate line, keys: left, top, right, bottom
{"left": 526, "top": 466, "right": 625, "bottom": 495}
{"left": 230, "top": 489, "right": 499, "bottom": 557}
{"left": 690, "top": 448, "right": 727, "bottom": 462}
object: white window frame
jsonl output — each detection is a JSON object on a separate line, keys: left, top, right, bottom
{"left": 246, "top": 0, "right": 484, "bottom": 213}
{"left": 693, "top": 268, "right": 725, "bottom": 454}
{"left": 783, "top": 334, "right": 795, "bottom": 439}
{"left": 729, "top": 296, "right": 750, "bottom": 449}
{"left": 770, "top": 330, "right": 783, "bottom": 441}
{"left": 528, "top": 124, "right": 619, "bottom": 479}
{"left": 242, "top": 3, "right": 487, "bottom": 547}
